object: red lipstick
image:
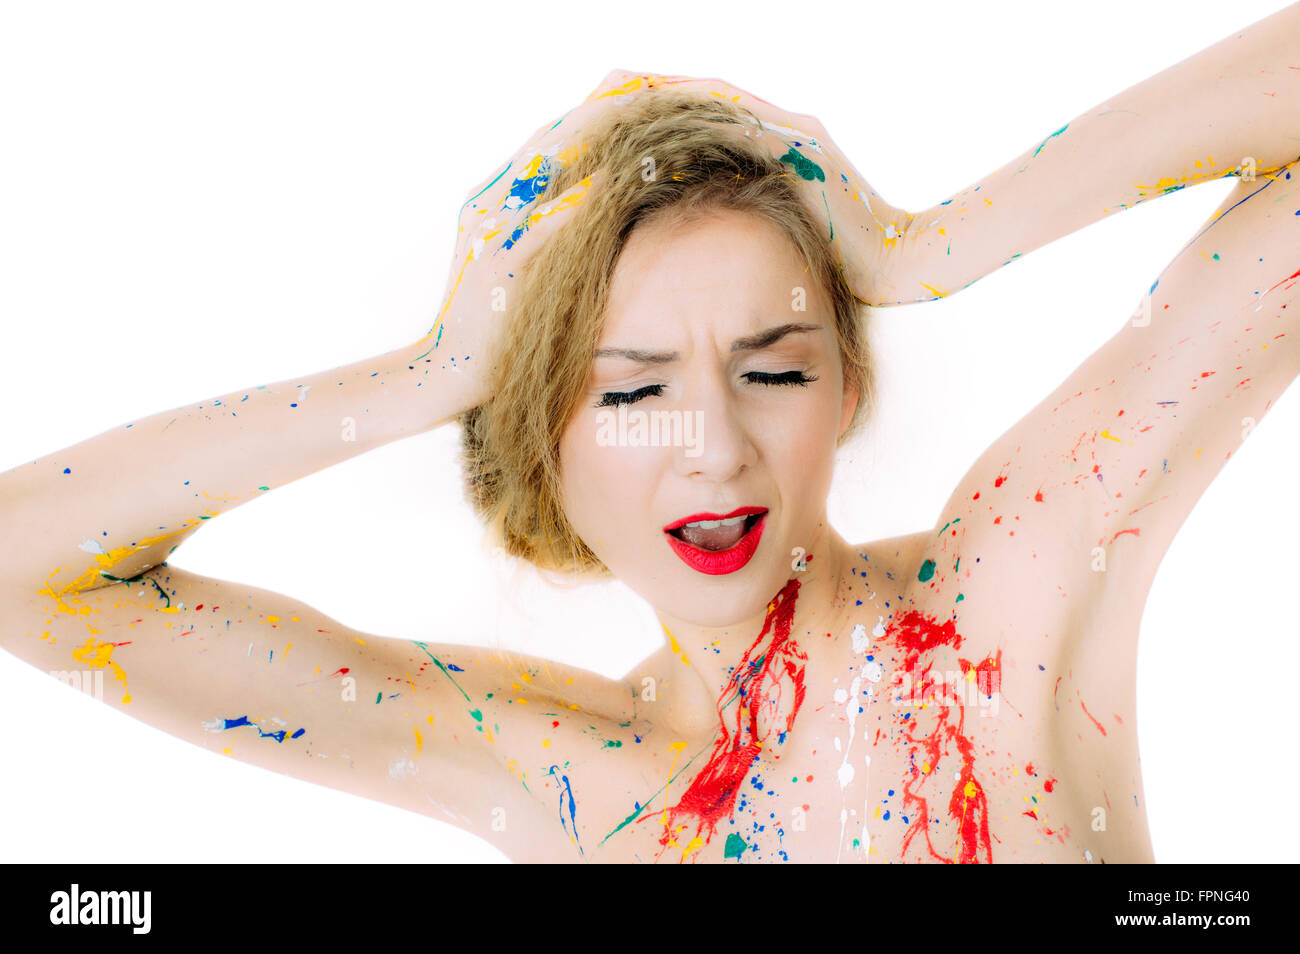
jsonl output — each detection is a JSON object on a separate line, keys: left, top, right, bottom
{"left": 663, "top": 506, "right": 768, "bottom": 575}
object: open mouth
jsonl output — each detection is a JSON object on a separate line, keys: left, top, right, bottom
{"left": 663, "top": 507, "right": 768, "bottom": 575}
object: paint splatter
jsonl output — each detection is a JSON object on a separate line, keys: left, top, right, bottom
{"left": 647, "top": 579, "right": 806, "bottom": 858}
{"left": 778, "top": 146, "right": 825, "bottom": 182}
{"left": 203, "top": 715, "right": 306, "bottom": 743}
{"left": 546, "top": 764, "right": 583, "bottom": 857}
{"left": 884, "top": 610, "right": 998, "bottom": 863}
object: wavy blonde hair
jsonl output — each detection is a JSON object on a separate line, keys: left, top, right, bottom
{"left": 459, "top": 89, "right": 875, "bottom": 577}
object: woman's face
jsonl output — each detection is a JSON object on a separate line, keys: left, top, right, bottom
{"left": 558, "top": 207, "right": 858, "bottom": 627}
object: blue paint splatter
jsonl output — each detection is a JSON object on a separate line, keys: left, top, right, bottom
{"left": 547, "top": 764, "right": 583, "bottom": 857}
{"left": 208, "top": 715, "right": 306, "bottom": 744}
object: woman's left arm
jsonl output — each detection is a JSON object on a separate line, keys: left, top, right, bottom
{"left": 892, "top": 2, "right": 1300, "bottom": 304}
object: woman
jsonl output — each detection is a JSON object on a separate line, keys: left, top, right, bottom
{"left": 2, "top": 6, "right": 1296, "bottom": 863}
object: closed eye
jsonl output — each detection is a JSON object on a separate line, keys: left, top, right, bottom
{"left": 595, "top": 371, "right": 817, "bottom": 407}
{"left": 744, "top": 370, "right": 818, "bottom": 387}
{"left": 596, "top": 384, "right": 665, "bottom": 408}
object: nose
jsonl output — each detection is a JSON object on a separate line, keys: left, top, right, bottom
{"left": 673, "top": 369, "right": 758, "bottom": 483}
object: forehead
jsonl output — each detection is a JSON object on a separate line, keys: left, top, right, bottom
{"left": 600, "top": 207, "right": 831, "bottom": 342}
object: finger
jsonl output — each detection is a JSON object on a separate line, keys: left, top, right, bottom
{"left": 491, "top": 170, "right": 605, "bottom": 261}
{"left": 584, "top": 69, "right": 701, "bottom": 102}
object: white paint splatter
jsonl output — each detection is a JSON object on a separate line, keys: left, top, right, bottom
{"left": 850, "top": 623, "right": 869, "bottom": 654}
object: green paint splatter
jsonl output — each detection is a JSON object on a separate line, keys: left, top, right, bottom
{"left": 918, "top": 559, "right": 936, "bottom": 582}
{"left": 413, "top": 643, "right": 471, "bottom": 702}
{"left": 955, "top": 593, "right": 965, "bottom": 603}
{"left": 779, "top": 146, "right": 824, "bottom": 182}
{"left": 724, "top": 832, "right": 749, "bottom": 859}
{"left": 1212, "top": 253, "right": 1221, "bottom": 261}
{"left": 413, "top": 642, "right": 485, "bottom": 726}
{"left": 1032, "top": 123, "right": 1069, "bottom": 157}
{"left": 600, "top": 745, "right": 709, "bottom": 845}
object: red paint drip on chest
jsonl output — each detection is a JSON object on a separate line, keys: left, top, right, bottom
{"left": 651, "top": 578, "right": 807, "bottom": 856}
{"left": 884, "top": 609, "right": 999, "bottom": 864}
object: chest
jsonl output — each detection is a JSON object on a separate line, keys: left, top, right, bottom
{"left": 566, "top": 600, "right": 1145, "bottom": 863}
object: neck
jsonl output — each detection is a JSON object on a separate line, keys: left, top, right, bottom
{"left": 653, "top": 525, "right": 858, "bottom": 734}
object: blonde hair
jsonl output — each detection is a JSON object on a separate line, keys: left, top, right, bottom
{"left": 459, "top": 89, "right": 875, "bottom": 577}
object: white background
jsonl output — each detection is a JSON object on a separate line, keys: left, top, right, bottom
{"left": 1, "top": 0, "right": 1296, "bottom": 863}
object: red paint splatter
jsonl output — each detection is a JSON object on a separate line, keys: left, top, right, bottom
{"left": 1109, "top": 527, "right": 1140, "bottom": 544}
{"left": 994, "top": 475, "right": 1007, "bottom": 488}
{"left": 972, "top": 491, "right": 981, "bottom": 501}
{"left": 886, "top": 610, "right": 995, "bottom": 864}
{"left": 960, "top": 651, "right": 1002, "bottom": 698}
{"left": 1034, "top": 490, "right": 1044, "bottom": 502}
{"left": 1044, "top": 778, "right": 1056, "bottom": 793}
{"left": 1080, "top": 700, "right": 1107, "bottom": 736}
{"left": 649, "top": 578, "right": 807, "bottom": 856}
{"left": 1260, "top": 266, "right": 1300, "bottom": 300}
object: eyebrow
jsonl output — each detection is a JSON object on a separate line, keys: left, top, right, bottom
{"left": 593, "top": 322, "right": 822, "bottom": 364}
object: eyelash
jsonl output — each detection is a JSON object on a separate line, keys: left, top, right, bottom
{"left": 595, "top": 370, "right": 818, "bottom": 408}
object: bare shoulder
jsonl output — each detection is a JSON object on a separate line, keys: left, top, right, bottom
{"left": 850, "top": 529, "right": 930, "bottom": 576}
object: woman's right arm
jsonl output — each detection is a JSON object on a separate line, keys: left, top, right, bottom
{"left": 0, "top": 337, "right": 630, "bottom": 856}
{"left": 0, "top": 342, "right": 557, "bottom": 845}
{"left": 0, "top": 338, "right": 464, "bottom": 600}
{"left": 0, "top": 82, "right": 638, "bottom": 857}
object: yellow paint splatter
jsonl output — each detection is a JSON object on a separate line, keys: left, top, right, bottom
{"left": 71, "top": 637, "right": 130, "bottom": 704}
{"left": 660, "top": 741, "right": 689, "bottom": 828}
{"left": 663, "top": 624, "right": 692, "bottom": 667}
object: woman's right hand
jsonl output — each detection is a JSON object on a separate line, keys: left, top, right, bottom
{"left": 413, "top": 88, "right": 635, "bottom": 415}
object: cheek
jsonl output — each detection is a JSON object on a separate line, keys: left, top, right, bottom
{"left": 761, "top": 386, "right": 842, "bottom": 508}
{"left": 558, "top": 416, "right": 642, "bottom": 551}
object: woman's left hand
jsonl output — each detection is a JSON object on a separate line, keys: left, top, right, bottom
{"left": 584, "top": 70, "right": 916, "bottom": 306}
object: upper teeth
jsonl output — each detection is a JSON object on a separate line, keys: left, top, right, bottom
{"left": 683, "top": 515, "right": 747, "bottom": 530}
